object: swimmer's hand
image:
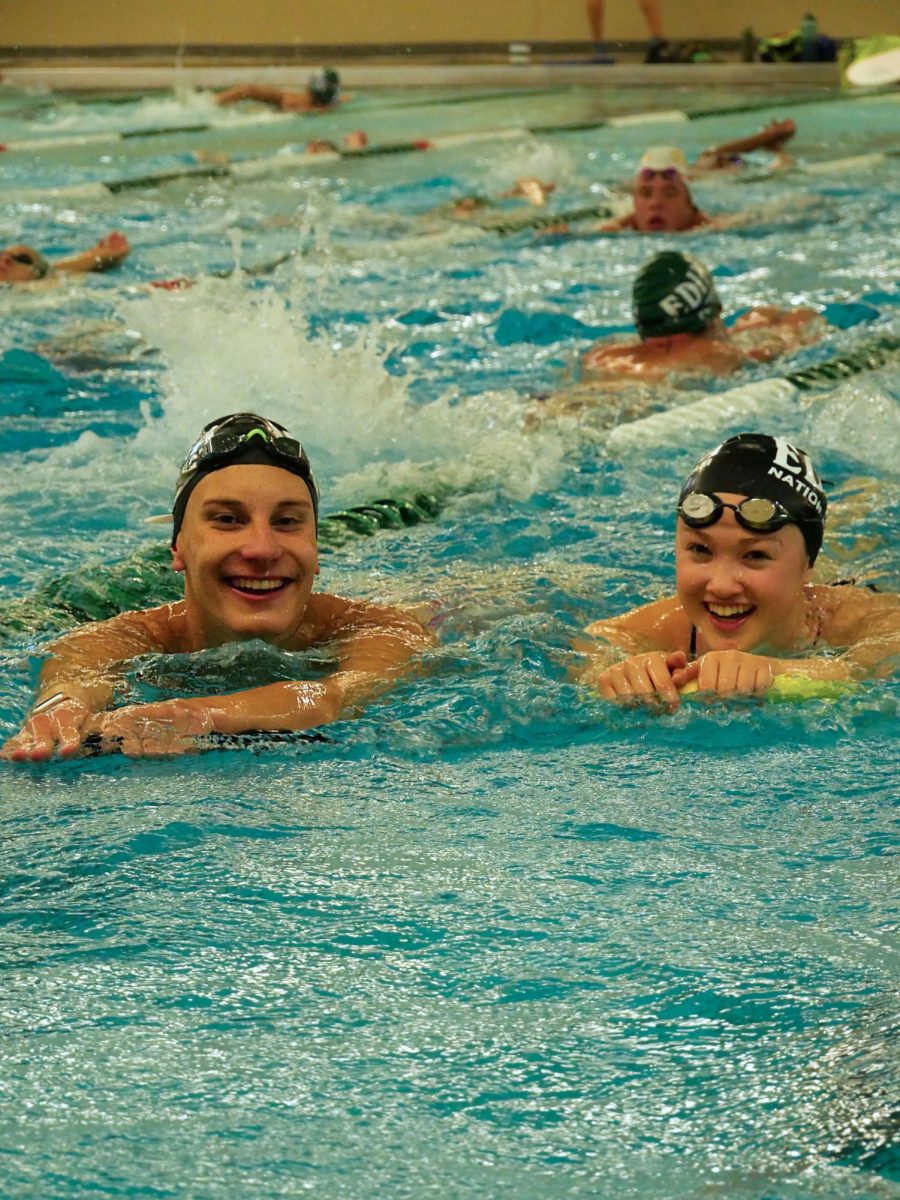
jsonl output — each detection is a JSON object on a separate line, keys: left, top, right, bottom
{"left": 671, "top": 651, "right": 775, "bottom": 698}
{"left": 85, "top": 699, "right": 214, "bottom": 758}
{"left": 585, "top": 650, "right": 688, "bottom": 710}
{"left": 1, "top": 695, "right": 94, "bottom": 762}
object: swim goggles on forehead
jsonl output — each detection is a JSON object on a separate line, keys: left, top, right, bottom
{"left": 638, "top": 167, "right": 680, "bottom": 181}
{"left": 179, "top": 415, "right": 309, "bottom": 481}
{"left": 677, "top": 492, "right": 798, "bottom": 534}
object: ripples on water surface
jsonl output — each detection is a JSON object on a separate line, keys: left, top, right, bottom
{"left": 0, "top": 84, "right": 898, "bottom": 1198}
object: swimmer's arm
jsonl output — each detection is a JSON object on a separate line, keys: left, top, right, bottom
{"left": 775, "top": 591, "right": 900, "bottom": 681}
{"left": 200, "top": 603, "right": 433, "bottom": 734}
{"left": 576, "top": 598, "right": 686, "bottom": 692}
{"left": 732, "top": 306, "right": 820, "bottom": 332}
{"left": 2, "top": 609, "right": 169, "bottom": 761}
{"left": 56, "top": 232, "right": 130, "bottom": 275}
{"left": 215, "top": 84, "right": 287, "bottom": 107}
{"left": 596, "top": 213, "right": 636, "bottom": 232}
{"left": 84, "top": 602, "right": 434, "bottom": 753}
{"left": 34, "top": 610, "right": 170, "bottom": 707}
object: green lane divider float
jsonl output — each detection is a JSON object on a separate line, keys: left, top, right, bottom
{"left": 472, "top": 201, "right": 617, "bottom": 235}
{"left": 606, "top": 335, "right": 900, "bottom": 454}
{"left": 0, "top": 129, "right": 527, "bottom": 202}
{"left": 0, "top": 491, "right": 443, "bottom": 641}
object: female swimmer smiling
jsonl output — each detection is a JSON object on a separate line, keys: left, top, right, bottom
{"left": 579, "top": 434, "right": 900, "bottom": 707}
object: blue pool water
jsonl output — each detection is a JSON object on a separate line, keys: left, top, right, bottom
{"left": 0, "top": 83, "right": 898, "bottom": 1198}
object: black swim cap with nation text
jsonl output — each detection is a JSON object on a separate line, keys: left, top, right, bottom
{"left": 678, "top": 432, "right": 827, "bottom": 562}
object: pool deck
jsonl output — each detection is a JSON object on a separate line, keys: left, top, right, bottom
{"left": 0, "top": 61, "right": 841, "bottom": 92}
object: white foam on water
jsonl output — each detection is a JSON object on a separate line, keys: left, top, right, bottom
{"left": 481, "top": 138, "right": 576, "bottom": 192}
{"left": 0, "top": 254, "right": 572, "bottom": 533}
{"left": 806, "top": 372, "right": 900, "bottom": 476}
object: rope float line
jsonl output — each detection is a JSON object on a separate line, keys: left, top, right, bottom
{"left": 605, "top": 336, "right": 900, "bottom": 453}
{"left": 0, "top": 128, "right": 530, "bottom": 202}
{"left": 0, "top": 491, "right": 443, "bottom": 640}
{"left": 5, "top": 83, "right": 898, "bottom": 156}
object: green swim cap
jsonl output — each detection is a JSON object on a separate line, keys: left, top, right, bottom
{"left": 633, "top": 251, "right": 722, "bottom": 340}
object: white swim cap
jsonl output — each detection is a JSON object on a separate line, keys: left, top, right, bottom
{"left": 637, "top": 146, "right": 689, "bottom": 176}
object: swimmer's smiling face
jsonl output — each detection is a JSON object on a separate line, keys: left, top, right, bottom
{"left": 632, "top": 173, "right": 699, "bottom": 233}
{"left": 172, "top": 463, "right": 319, "bottom": 649}
{"left": 675, "top": 493, "right": 812, "bottom": 654}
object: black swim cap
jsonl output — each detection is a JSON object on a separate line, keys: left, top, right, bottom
{"left": 172, "top": 413, "right": 318, "bottom": 545}
{"left": 678, "top": 433, "right": 827, "bottom": 563}
{"left": 309, "top": 68, "right": 340, "bottom": 107}
{"left": 633, "top": 251, "right": 722, "bottom": 340}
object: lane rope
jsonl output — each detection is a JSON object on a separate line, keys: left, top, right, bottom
{"left": 605, "top": 335, "right": 900, "bottom": 453}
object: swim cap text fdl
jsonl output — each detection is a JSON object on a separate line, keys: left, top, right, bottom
{"left": 633, "top": 252, "right": 722, "bottom": 340}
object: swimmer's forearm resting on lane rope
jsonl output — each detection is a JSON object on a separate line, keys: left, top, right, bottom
{"left": 3, "top": 607, "right": 430, "bottom": 758}
{"left": 579, "top": 599, "right": 900, "bottom": 705}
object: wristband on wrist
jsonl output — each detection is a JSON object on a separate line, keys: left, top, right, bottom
{"left": 30, "top": 691, "right": 77, "bottom": 716}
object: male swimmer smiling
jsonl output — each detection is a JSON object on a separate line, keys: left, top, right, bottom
{"left": 2, "top": 413, "right": 430, "bottom": 760}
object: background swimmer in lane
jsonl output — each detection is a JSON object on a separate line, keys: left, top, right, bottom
{"left": 599, "top": 147, "right": 710, "bottom": 232}
{"left": 0, "top": 233, "right": 130, "bottom": 284}
{"left": 577, "top": 434, "right": 900, "bottom": 708}
{"left": 692, "top": 119, "right": 797, "bottom": 174}
{"left": 581, "top": 251, "right": 823, "bottom": 382}
{"left": 214, "top": 69, "right": 348, "bottom": 113}
{"left": 542, "top": 147, "right": 710, "bottom": 237}
{"left": 2, "top": 414, "right": 430, "bottom": 761}
{"left": 441, "top": 177, "right": 557, "bottom": 221}
{"left": 528, "top": 252, "right": 823, "bottom": 427}
{"left": 548, "top": 142, "right": 776, "bottom": 239}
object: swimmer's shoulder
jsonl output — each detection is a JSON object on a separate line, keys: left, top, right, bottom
{"left": 294, "top": 592, "right": 432, "bottom": 647}
{"left": 812, "top": 582, "right": 900, "bottom": 645}
{"left": 597, "top": 212, "right": 636, "bottom": 232}
{"left": 127, "top": 602, "right": 190, "bottom": 653}
{"left": 581, "top": 339, "right": 642, "bottom": 377}
{"left": 43, "top": 602, "right": 184, "bottom": 661}
{"left": 585, "top": 595, "right": 688, "bottom": 650}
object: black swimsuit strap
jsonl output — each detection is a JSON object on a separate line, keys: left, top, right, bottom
{"left": 689, "top": 624, "right": 698, "bottom": 660}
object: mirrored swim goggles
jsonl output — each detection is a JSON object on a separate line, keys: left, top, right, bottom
{"left": 677, "top": 491, "right": 798, "bottom": 534}
{"left": 171, "top": 413, "right": 318, "bottom": 526}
